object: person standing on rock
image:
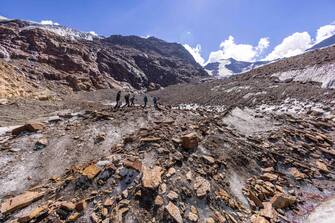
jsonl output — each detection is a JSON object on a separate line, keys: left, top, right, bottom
{"left": 143, "top": 95, "right": 148, "bottom": 108}
{"left": 124, "top": 93, "right": 130, "bottom": 107}
{"left": 130, "top": 94, "right": 136, "bottom": 106}
{"left": 114, "top": 91, "right": 122, "bottom": 109}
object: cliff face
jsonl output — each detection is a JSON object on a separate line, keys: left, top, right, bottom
{"left": 0, "top": 20, "right": 207, "bottom": 93}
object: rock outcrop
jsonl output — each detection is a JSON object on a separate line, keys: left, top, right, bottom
{"left": 0, "top": 19, "right": 207, "bottom": 95}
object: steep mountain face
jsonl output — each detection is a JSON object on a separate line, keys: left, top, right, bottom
{"left": 0, "top": 19, "right": 207, "bottom": 95}
{"left": 309, "top": 34, "right": 335, "bottom": 50}
{"left": 204, "top": 58, "right": 268, "bottom": 77}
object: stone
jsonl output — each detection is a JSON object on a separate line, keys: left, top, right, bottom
{"left": 206, "top": 217, "right": 215, "bottom": 223}
{"left": 188, "top": 212, "right": 198, "bottom": 222}
{"left": 250, "top": 215, "right": 270, "bottom": 223}
{"left": 288, "top": 167, "right": 306, "bottom": 180}
{"left": 103, "top": 198, "right": 113, "bottom": 207}
{"left": 18, "top": 206, "right": 47, "bottom": 223}
{"left": 247, "top": 191, "right": 264, "bottom": 208}
{"left": 75, "top": 200, "right": 87, "bottom": 211}
{"left": 68, "top": 212, "right": 80, "bottom": 221}
{"left": 154, "top": 195, "right": 164, "bottom": 206}
{"left": 0, "top": 191, "right": 45, "bottom": 215}
{"left": 261, "top": 173, "right": 278, "bottom": 182}
{"left": 142, "top": 166, "right": 163, "bottom": 189}
{"left": 316, "top": 160, "right": 329, "bottom": 172}
{"left": 186, "top": 171, "right": 192, "bottom": 181}
{"left": 140, "top": 137, "right": 161, "bottom": 143}
{"left": 82, "top": 164, "right": 101, "bottom": 179}
{"left": 167, "top": 191, "right": 178, "bottom": 200}
{"left": 181, "top": 132, "right": 199, "bottom": 149}
{"left": 165, "top": 202, "right": 183, "bottom": 223}
{"left": 91, "top": 212, "right": 100, "bottom": 223}
{"left": 60, "top": 201, "right": 76, "bottom": 211}
{"left": 159, "top": 183, "right": 167, "bottom": 194}
{"left": 271, "top": 193, "right": 296, "bottom": 209}
{"left": 166, "top": 167, "right": 176, "bottom": 177}
{"left": 35, "top": 138, "right": 48, "bottom": 150}
{"left": 123, "top": 159, "right": 142, "bottom": 172}
{"left": 12, "top": 123, "right": 45, "bottom": 135}
{"left": 260, "top": 202, "right": 278, "bottom": 220}
{"left": 194, "top": 176, "right": 210, "bottom": 197}
{"left": 202, "top": 155, "right": 215, "bottom": 164}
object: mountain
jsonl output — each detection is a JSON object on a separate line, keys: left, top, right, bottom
{"left": 308, "top": 34, "right": 335, "bottom": 50}
{"left": 204, "top": 58, "right": 268, "bottom": 77}
{"left": 0, "top": 19, "right": 207, "bottom": 97}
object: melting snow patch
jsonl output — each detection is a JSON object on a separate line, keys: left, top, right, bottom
{"left": 257, "top": 98, "right": 333, "bottom": 116}
{"left": 20, "top": 24, "right": 101, "bottom": 41}
{"left": 272, "top": 63, "right": 335, "bottom": 89}
{"left": 174, "top": 104, "right": 226, "bottom": 112}
{"left": 0, "top": 45, "right": 10, "bottom": 61}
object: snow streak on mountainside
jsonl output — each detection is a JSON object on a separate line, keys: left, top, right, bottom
{"left": 308, "top": 34, "right": 335, "bottom": 50}
{"left": 204, "top": 58, "right": 268, "bottom": 77}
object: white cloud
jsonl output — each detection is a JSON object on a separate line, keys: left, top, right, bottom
{"left": 265, "top": 32, "right": 312, "bottom": 61}
{"left": 315, "top": 24, "right": 335, "bottom": 43}
{"left": 183, "top": 44, "right": 205, "bottom": 65}
{"left": 207, "top": 36, "right": 269, "bottom": 63}
{"left": 40, "top": 20, "right": 60, "bottom": 26}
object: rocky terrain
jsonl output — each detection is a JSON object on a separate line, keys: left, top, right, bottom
{"left": 0, "top": 18, "right": 335, "bottom": 223}
{"left": 0, "top": 19, "right": 207, "bottom": 97}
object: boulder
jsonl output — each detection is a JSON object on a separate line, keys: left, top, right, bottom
{"left": 167, "top": 191, "right": 178, "bottom": 200}
{"left": 316, "top": 160, "right": 329, "bottom": 172}
{"left": 271, "top": 193, "right": 296, "bottom": 209}
{"left": 260, "top": 202, "right": 278, "bottom": 220}
{"left": 123, "top": 159, "right": 142, "bottom": 172}
{"left": 154, "top": 195, "right": 164, "bottom": 206}
{"left": 193, "top": 176, "right": 210, "bottom": 197}
{"left": 0, "top": 191, "right": 45, "bottom": 215}
{"left": 181, "top": 132, "right": 199, "bottom": 149}
{"left": 288, "top": 167, "right": 306, "bottom": 180}
{"left": 250, "top": 215, "right": 270, "bottom": 223}
{"left": 165, "top": 202, "right": 183, "bottom": 223}
{"left": 60, "top": 201, "right": 76, "bottom": 211}
{"left": 12, "top": 123, "right": 45, "bottom": 135}
{"left": 142, "top": 166, "right": 163, "bottom": 189}
{"left": 82, "top": 164, "right": 101, "bottom": 179}
{"left": 18, "top": 205, "right": 48, "bottom": 223}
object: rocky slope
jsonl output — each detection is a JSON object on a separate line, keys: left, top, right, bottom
{"left": 0, "top": 91, "right": 334, "bottom": 223}
{"left": 0, "top": 19, "right": 207, "bottom": 96}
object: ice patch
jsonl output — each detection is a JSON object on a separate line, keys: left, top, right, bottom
{"left": 307, "top": 197, "right": 335, "bottom": 223}
{"left": 20, "top": 23, "right": 101, "bottom": 41}
{"left": 257, "top": 98, "right": 333, "bottom": 116}
{"left": 223, "top": 107, "right": 276, "bottom": 135}
{"left": 174, "top": 103, "right": 226, "bottom": 112}
{"left": 0, "top": 45, "right": 10, "bottom": 61}
{"left": 272, "top": 63, "right": 335, "bottom": 89}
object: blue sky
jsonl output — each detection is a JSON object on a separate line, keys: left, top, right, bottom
{"left": 1, "top": 0, "right": 335, "bottom": 63}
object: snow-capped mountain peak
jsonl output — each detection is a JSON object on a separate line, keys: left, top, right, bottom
{"left": 204, "top": 58, "right": 268, "bottom": 77}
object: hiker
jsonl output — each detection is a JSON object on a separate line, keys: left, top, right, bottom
{"left": 130, "top": 94, "right": 136, "bottom": 106}
{"left": 153, "top": 96, "right": 160, "bottom": 110}
{"left": 124, "top": 93, "right": 130, "bottom": 107}
{"left": 114, "top": 91, "right": 121, "bottom": 109}
{"left": 143, "top": 95, "right": 148, "bottom": 108}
